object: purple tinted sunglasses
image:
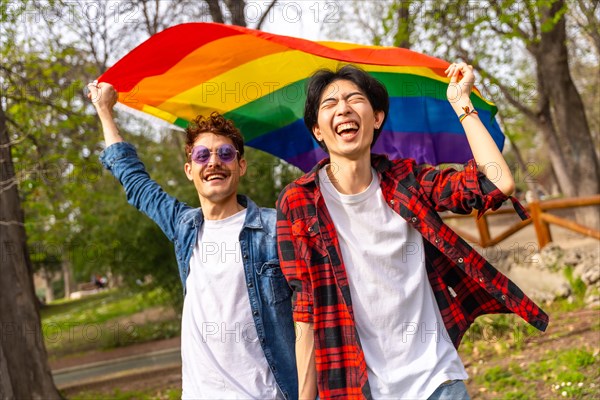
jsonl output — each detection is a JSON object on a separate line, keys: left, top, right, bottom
{"left": 190, "top": 144, "right": 239, "bottom": 165}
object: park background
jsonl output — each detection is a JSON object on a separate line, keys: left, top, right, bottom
{"left": 1, "top": 0, "right": 598, "bottom": 399}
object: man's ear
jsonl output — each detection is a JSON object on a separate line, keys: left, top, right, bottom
{"left": 184, "top": 162, "right": 194, "bottom": 181}
{"left": 374, "top": 110, "right": 385, "bottom": 129}
{"left": 238, "top": 157, "right": 247, "bottom": 177}
{"left": 312, "top": 125, "right": 323, "bottom": 142}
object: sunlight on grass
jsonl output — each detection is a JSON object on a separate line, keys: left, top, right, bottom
{"left": 474, "top": 348, "right": 598, "bottom": 399}
{"left": 460, "top": 314, "right": 543, "bottom": 358}
{"left": 42, "top": 289, "right": 166, "bottom": 324}
{"left": 42, "top": 288, "right": 180, "bottom": 357}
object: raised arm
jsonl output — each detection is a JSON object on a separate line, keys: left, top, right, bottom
{"left": 87, "top": 81, "right": 123, "bottom": 146}
{"left": 445, "top": 62, "right": 515, "bottom": 196}
{"left": 87, "top": 81, "right": 188, "bottom": 241}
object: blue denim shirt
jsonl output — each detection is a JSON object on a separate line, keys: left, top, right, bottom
{"left": 100, "top": 142, "right": 298, "bottom": 399}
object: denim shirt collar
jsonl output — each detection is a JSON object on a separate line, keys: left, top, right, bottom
{"left": 239, "top": 194, "right": 263, "bottom": 229}
{"left": 191, "top": 194, "right": 263, "bottom": 229}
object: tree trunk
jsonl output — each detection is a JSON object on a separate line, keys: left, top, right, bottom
{"left": 205, "top": 0, "right": 225, "bottom": 23}
{"left": 225, "top": 0, "right": 247, "bottom": 27}
{"left": 0, "top": 105, "right": 61, "bottom": 398}
{"left": 0, "top": 344, "right": 15, "bottom": 399}
{"left": 536, "top": 0, "right": 600, "bottom": 197}
{"left": 62, "top": 259, "right": 74, "bottom": 299}
{"left": 508, "top": 138, "right": 544, "bottom": 198}
{"left": 42, "top": 267, "right": 55, "bottom": 304}
{"left": 395, "top": 0, "right": 412, "bottom": 48}
{"left": 536, "top": 101, "right": 577, "bottom": 197}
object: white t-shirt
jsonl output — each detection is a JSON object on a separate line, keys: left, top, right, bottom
{"left": 319, "top": 166, "right": 467, "bottom": 399}
{"left": 181, "top": 209, "right": 281, "bottom": 400}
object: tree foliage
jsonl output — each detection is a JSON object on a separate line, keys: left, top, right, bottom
{"left": 2, "top": 0, "right": 293, "bottom": 395}
{"left": 326, "top": 0, "right": 599, "bottom": 203}
{"left": 1, "top": 0, "right": 296, "bottom": 309}
{"left": 423, "top": 0, "right": 598, "bottom": 200}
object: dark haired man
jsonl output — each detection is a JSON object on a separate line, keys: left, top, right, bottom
{"left": 88, "top": 82, "right": 297, "bottom": 399}
{"left": 276, "top": 64, "right": 548, "bottom": 399}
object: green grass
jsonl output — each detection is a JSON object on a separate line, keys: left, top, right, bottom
{"left": 42, "top": 288, "right": 166, "bottom": 324}
{"left": 460, "top": 300, "right": 599, "bottom": 398}
{"left": 461, "top": 299, "right": 599, "bottom": 354}
{"left": 460, "top": 314, "right": 543, "bottom": 357}
{"left": 113, "top": 319, "right": 181, "bottom": 348}
{"left": 563, "top": 266, "right": 588, "bottom": 307}
{"left": 474, "top": 348, "right": 598, "bottom": 399}
{"left": 69, "top": 387, "right": 182, "bottom": 400}
{"left": 480, "top": 364, "right": 534, "bottom": 399}
{"left": 41, "top": 288, "right": 180, "bottom": 358}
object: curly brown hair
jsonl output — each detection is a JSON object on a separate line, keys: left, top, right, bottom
{"left": 185, "top": 112, "right": 245, "bottom": 161}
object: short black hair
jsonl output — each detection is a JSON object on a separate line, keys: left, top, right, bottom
{"left": 303, "top": 64, "right": 389, "bottom": 151}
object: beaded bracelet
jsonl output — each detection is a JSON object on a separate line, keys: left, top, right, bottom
{"left": 458, "top": 106, "right": 478, "bottom": 123}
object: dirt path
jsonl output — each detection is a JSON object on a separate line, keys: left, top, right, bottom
{"left": 50, "top": 336, "right": 181, "bottom": 371}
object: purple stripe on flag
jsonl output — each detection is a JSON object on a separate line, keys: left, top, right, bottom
{"left": 286, "top": 131, "right": 475, "bottom": 172}
{"left": 286, "top": 147, "right": 328, "bottom": 172}
{"left": 372, "top": 130, "right": 474, "bottom": 165}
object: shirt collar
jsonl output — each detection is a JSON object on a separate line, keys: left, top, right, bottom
{"left": 239, "top": 194, "right": 263, "bottom": 229}
{"left": 296, "top": 153, "right": 394, "bottom": 187}
{"left": 192, "top": 194, "right": 262, "bottom": 229}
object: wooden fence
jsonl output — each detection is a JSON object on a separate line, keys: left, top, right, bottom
{"left": 441, "top": 195, "right": 600, "bottom": 248}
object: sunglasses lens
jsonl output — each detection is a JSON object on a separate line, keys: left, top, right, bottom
{"left": 192, "top": 146, "right": 210, "bottom": 164}
{"left": 191, "top": 144, "right": 238, "bottom": 164}
{"left": 218, "top": 144, "right": 237, "bottom": 163}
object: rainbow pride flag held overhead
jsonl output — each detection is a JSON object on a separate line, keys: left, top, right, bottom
{"left": 99, "top": 23, "right": 504, "bottom": 172}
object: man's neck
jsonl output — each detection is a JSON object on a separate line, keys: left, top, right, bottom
{"left": 326, "top": 154, "right": 373, "bottom": 195}
{"left": 200, "top": 196, "right": 244, "bottom": 220}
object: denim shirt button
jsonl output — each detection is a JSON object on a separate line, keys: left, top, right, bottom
{"left": 243, "top": 253, "right": 248, "bottom": 259}
{"left": 253, "top": 310, "right": 259, "bottom": 316}
{"left": 247, "top": 281, "right": 253, "bottom": 288}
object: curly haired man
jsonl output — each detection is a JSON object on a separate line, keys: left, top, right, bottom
{"left": 88, "top": 82, "right": 297, "bottom": 400}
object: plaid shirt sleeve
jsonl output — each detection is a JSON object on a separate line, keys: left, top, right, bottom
{"left": 413, "top": 159, "right": 510, "bottom": 219}
{"left": 276, "top": 186, "right": 314, "bottom": 323}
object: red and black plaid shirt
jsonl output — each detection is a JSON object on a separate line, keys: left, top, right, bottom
{"left": 276, "top": 154, "right": 549, "bottom": 399}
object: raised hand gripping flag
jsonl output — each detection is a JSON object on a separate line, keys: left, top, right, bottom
{"left": 99, "top": 22, "right": 504, "bottom": 172}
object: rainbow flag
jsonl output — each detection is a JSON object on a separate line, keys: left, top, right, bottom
{"left": 99, "top": 23, "right": 504, "bottom": 172}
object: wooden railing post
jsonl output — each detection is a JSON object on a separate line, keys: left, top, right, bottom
{"left": 442, "top": 195, "right": 599, "bottom": 248}
{"left": 476, "top": 213, "right": 491, "bottom": 247}
{"left": 529, "top": 200, "right": 552, "bottom": 248}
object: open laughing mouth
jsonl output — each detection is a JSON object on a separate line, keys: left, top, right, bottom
{"left": 202, "top": 171, "right": 229, "bottom": 182}
{"left": 335, "top": 121, "right": 359, "bottom": 137}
